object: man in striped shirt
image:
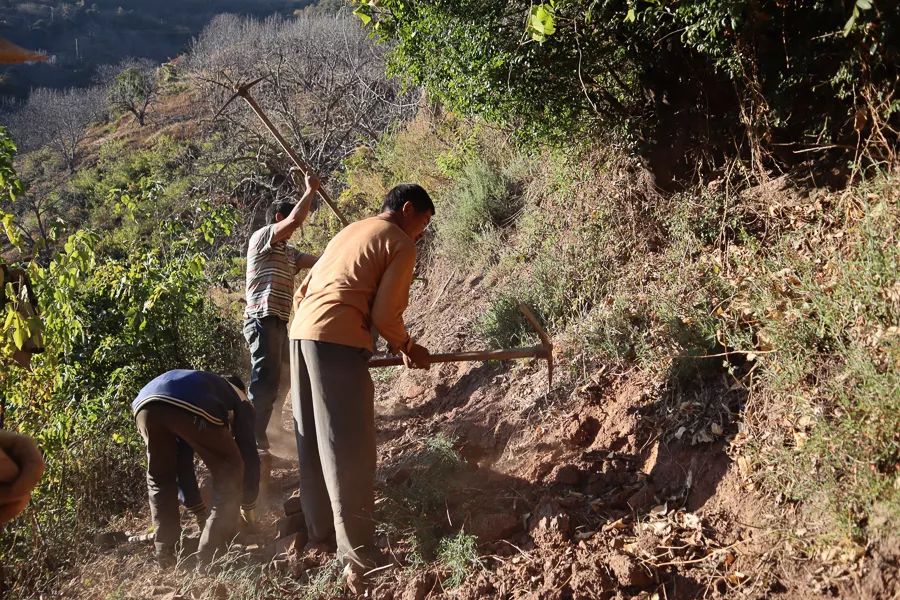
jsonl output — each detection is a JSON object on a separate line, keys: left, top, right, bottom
{"left": 244, "top": 173, "right": 319, "bottom": 458}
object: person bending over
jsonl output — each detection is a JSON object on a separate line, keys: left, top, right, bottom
{"left": 132, "top": 369, "right": 259, "bottom": 566}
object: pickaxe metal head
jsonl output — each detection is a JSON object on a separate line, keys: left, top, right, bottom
{"left": 212, "top": 73, "right": 271, "bottom": 121}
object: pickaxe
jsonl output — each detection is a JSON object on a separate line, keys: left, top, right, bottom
{"left": 214, "top": 74, "right": 350, "bottom": 227}
{"left": 368, "top": 303, "right": 554, "bottom": 390}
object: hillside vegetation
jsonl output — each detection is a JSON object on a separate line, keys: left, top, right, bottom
{"left": 0, "top": 3, "right": 897, "bottom": 599}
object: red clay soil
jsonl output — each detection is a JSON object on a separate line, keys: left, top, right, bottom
{"left": 361, "top": 263, "right": 897, "bottom": 599}
{"left": 69, "top": 263, "right": 897, "bottom": 599}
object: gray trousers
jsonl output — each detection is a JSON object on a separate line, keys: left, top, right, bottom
{"left": 136, "top": 404, "right": 243, "bottom": 562}
{"left": 291, "top": 339, "right": 376, "bottom": 570}
{"left": 244, "top": 315, "right": 289, "bottom": 450}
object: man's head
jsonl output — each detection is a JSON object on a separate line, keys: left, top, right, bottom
{"left": 381, "top": 183, "right": 435, "bottom": 241}
{"left": 224, "top": 374, "right": 248, "bottom": 403}
{"left": 266, "top": 201, "right": 296, "bottom": 225}
{"left": 224, "top": 374, "right": 246, "bottom": 392}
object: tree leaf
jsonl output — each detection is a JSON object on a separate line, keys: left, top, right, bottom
{"left": 843, "top": 10, "right": 857, "bottom": 36}
{"left": 12, "top": 319, "right": 26, "bottom": 349}
{"left": 353, "top": 6, "right": 372, "bottom": 25}
{"left": 531, "top": 5, "right": 556, "bottom": 35}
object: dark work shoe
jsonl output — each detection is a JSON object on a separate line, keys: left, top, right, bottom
{"left": 155, "top": 545, "right": 176, "bottom": 569}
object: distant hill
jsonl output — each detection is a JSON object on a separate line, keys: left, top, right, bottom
{"left": 0, "top": 0, "right": 321, "bottom": 98}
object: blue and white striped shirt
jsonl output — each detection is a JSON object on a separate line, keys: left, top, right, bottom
{"left": 244, "top": 224, "right": 302, "bottom": 321}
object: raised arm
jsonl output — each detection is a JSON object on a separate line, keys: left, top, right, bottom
{"left": 271, "top": 172, "right": 320, "bottom": 244}
{"left": 295, "top": 253, "right": 319, "bottom": 270}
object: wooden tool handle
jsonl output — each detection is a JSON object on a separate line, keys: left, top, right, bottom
{"left": 240, "top": 92, "right": 349, "bottom": 227}
{"left": 368, "top": 345, "right": 549, "bottom": 368}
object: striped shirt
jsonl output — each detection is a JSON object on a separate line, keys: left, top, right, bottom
{"left": 244, "top": 224, "right": 302, "bottom": 321}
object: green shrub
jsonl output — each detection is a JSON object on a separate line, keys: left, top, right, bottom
{"left": 478, "top": 294, "right": 529, "bottom": 349}
{"left": 437, "top": 531, "right": 482, "bottom": 589}
{"left": 745, "top": 188, "right": 899, "bottom": 538}
{"left": 378, "top": 434, "right": 466, "bottom": 562}
{"left": 436, "top": 159, "right": 519, "bottom": 264}
{"left": 0, "top": 141, "right": 244, "bottom": 595}
{"left": 356, "top": 0, "right": 898, "bottom": 168}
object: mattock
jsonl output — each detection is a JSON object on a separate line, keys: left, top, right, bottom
{"left": 368, "top": 302, "right": 554, "bottom": 391}
{"left": 213, "top": 74, "right": 350, "bottom": 227}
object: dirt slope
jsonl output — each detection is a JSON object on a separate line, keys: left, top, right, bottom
{"left": 61, "top": 259, "right": 897, "bottom": 600}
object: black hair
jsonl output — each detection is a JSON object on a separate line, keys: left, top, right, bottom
{"left": 380, "top": 183, "right": 435, "bottom": 215}
{"left": 266, "top": 200, "right": 296, "bottom": 225}
{"left": 224, "top": 374, "right": 246, "bottom": 393}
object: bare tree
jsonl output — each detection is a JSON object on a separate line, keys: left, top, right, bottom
{"left": 187, "top": 14, "right": 420, "bottom": 181}
{"left": 5, "top": 86, "right": 107, "bottom": 172}
{"left": 98, "top": 58, "right": 159, "bottom": 126}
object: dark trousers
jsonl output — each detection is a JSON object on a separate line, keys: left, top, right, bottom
{"left": 176, "top": 438, "right": 204, "bottom": 511}
{"left": 244, "top": 315, "right": 289, "bottom": 450}
{"left": 136, "top": 404, "right": 243, "bottom": 561}
{"left": 291, "top": 339, "right": 376, "bottom": 570}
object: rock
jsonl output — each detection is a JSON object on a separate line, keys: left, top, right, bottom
{"left": 528, "top": 497, "right": 571, "bottom": 546}
{"left": 275, "top": 512, "right": 306, "bottom": 539}
{"left": 402, "top": 573, "right": 435, "bottom": 600}
{"left": 283, "top": 492, "right": 303, "bottom": 516}
{"left": 403, "top": 385, "right": 425, "bottom": 399}
{"left": 607, "top": 552, "right": 654, "bottom": 589}
{"left": 554, "top": 464, "right": 583, "bottom": 485}
{"left": 469, "top": 512, "right": 520, "bottom": 543}
{"left": 625, "top": 483, "right": 657, "bottom": 512}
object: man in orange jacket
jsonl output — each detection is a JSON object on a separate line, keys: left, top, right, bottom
{"left": 289, "top": 183, "right": 434, "bottom": 586}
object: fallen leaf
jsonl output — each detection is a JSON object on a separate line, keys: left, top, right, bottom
{"left": 737, "top": 456, "right": 751, "bottom": 478}
{"left": 726, "top": 571, "right": 749, "bottom": 585}
{"left": 651, "top": 521, "right": 672, "bottom": 535}
{"left": 681, "top": 512, "right": 702, "bottom": 529}
{"left": 602, "top": 518, "right": 628, "bottom": 532}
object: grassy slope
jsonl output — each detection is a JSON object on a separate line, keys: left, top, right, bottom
{"left": 8, "top": 79, "right": 898, "bottom": 599}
